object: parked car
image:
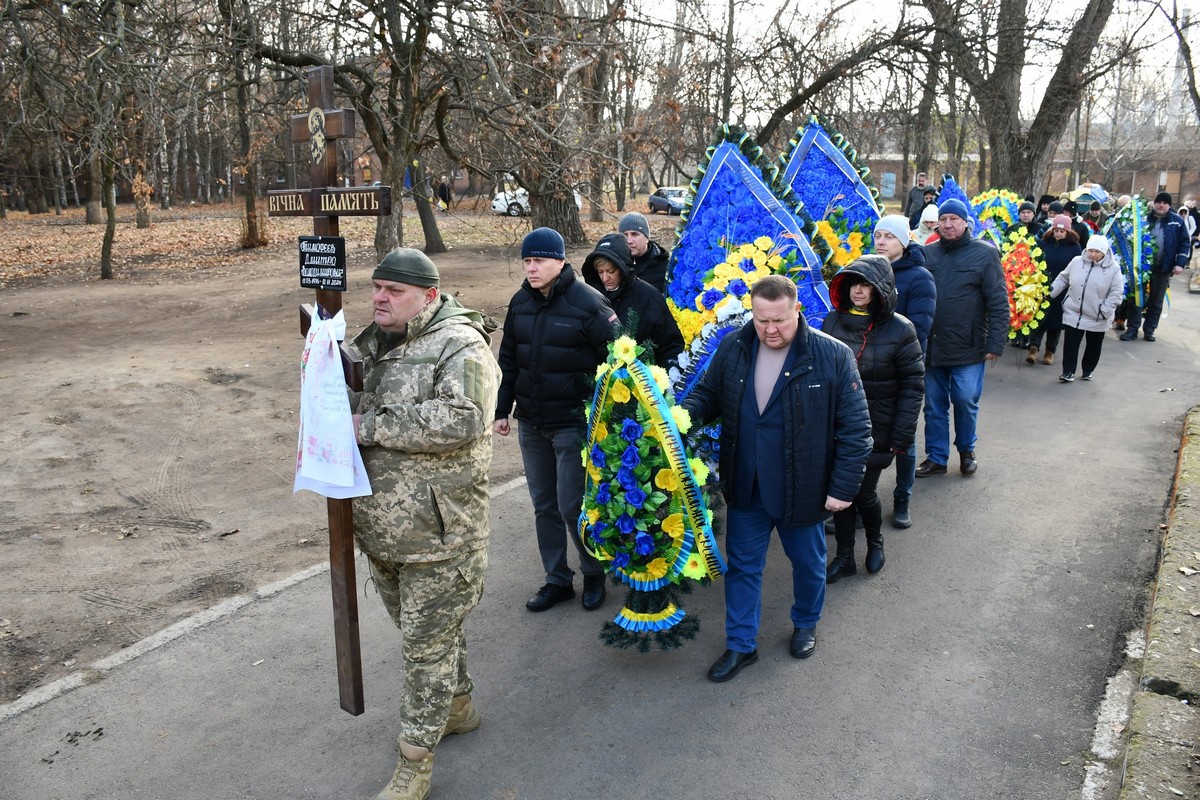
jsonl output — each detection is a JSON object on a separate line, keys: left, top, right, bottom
{"left": 491, "top": 188, "right": 583, "bottom": 216}
{"left": 648, "top": 187, "right": 687, "bottom": 215}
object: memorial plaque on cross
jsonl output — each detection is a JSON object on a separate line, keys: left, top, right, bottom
{"left": 271, "top": 65, "right": 390, "bottom": 716}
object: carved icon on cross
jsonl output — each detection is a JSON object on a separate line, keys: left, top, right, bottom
{"left": 308, "top": 107, "right": 327, "bottom": 164}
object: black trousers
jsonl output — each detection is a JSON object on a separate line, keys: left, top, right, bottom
{"left": 1060, "top": 327, "right": 1106, "bottom": 376}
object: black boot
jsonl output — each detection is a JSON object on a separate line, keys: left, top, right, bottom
{"left": 865, "top": 529, "right": 885, "bottom": 574}
{"left": 826, "top": 510, "right": 857, "bottom": 583}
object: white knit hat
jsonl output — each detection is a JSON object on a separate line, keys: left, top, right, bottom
{"left": 1085, "top": 234, "right": 1109, "bottom": 253}
{"left": 874, "top": 215, "right": 911, "bottom": 246}
{"left": 920, "top": 204, "right": 940, "bottom": 224}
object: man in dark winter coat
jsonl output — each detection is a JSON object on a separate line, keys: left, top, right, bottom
{"left": 581, "top": 232, "right": 684, "bottom": 367}
{"left": 871, "top": 215, "right": 935, "bottom": 529}
{"left": 495, "top": 227, "right": 619, "bottom": 614}
{"left": 619, "top": 212, "right": 671, "bottom": 293}
{"left": 1007, "top": 202, "right": 1039, "bottom": 238}
{"left": 1120, "top": 191, "right": 1192, "bottom": 342}
{"left": 821, "top": 255, "right": 924, "bottom": 579}
{"left": 917, "top": 199, "right": 1010, "bottom": 478}
{"left": 905, "top": 172, "right": 932, "bottom": 218}
{"left": 681, "top": 275, "right": 872, "bottom": 683}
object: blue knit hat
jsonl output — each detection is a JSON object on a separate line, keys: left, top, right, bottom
{"left": 522, "top": 227, "right": 566, "bottom": 260}
{"left": 937, "top": 198, "right": 971, "bottom": 221}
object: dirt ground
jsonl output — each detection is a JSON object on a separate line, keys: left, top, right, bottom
{"left": 0, "top": 201, "right": 679, "bottom": 702}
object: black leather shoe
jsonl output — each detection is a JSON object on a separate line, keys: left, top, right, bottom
{"left": 915, "top": 459, "right": 947, "bottom": 477}
{"left": 707, "top": 649, "right": 758, "bottom": 682}
{"left": 525, "top": 583, "right": 574, "bottom": 612}
{"left": 1144, "top": 333, "right": 1156, "bottom": 342}
{"left": 581, "top": 574, "right": 607, "bottom": 610}
{"left": 892, "top": 499, "right": 912, "bottom": 529}
{"left": 825, "top": 553, "right": 856, "bottom": 584}
{"left": 790, "top": 627, "right": 817, "bottom": 659}
{"left": 959, "top": 450, "right": 978, "bottom": 475}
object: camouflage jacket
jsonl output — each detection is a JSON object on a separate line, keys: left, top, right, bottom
{"left": 349, "top": 295, "right": 501, "bottom": 563}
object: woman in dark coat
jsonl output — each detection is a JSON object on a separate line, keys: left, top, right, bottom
{"left": 820, "top": 255, "right": 925, "bottom": 581}
{"left": 582, "top": 232, "right": 684, "bottom": 368}
{"left": 1026, "top": 215, "right": 1082, "bottom": 365}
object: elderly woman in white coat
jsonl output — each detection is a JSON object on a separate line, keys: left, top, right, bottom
{"left": 1049, "top": 234, "right": 1126, "bottom": 383}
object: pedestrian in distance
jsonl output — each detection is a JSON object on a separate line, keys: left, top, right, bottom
{"left": 348, "top": 248, "right": 502, "bottom": 800}
{"left": 581, "top": 232, "right": 684, "bottom": 368}
{"left": 917, "top": 199, "right": 1010, "bottom": 478}
{"left": 495, "top": 227, "right": 618, "bottom": 614}
{"left": 681, "top": 275, "right": 872, "bottom": 683}
{"left": 1026, "top": 215, "right": 1082, "bottom": 366}
{"left": 821, "top": 255, "right": 924, "bottom": 580}
{"left": 905, "top": 172, "right": 932, "bottom": 218}
{"left": 871, "top": 215, "right": 935, "bottom": 530}
{"left": 1049, "top": 235, "right": 1125, "bottom": 382}
{"left": 908, "top": 187, "right": 939, "bottom": 230}
{"left": 1120, "top": 192, "right": 1192, "bottom": 342}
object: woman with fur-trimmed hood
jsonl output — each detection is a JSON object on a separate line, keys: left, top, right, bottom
{"left": 820, "top": 255, "right": 925, "bottom": 582}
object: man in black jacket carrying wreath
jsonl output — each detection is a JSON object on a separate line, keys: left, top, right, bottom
{"left": 495, "top": 227, "right": 618, "bottom": 613}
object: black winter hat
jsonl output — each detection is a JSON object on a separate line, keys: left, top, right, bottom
{"left": 1048, "top": 201, "right": 1064, "bottom": 214}
{"left": 522, "top": 227, "right": 566, "bottom": 260}
{"left": 1155, "top": 191, "right": 1173, "bottom": 205}
{"left": 1018, "top": 201, "right": 1035, "bottom": 213}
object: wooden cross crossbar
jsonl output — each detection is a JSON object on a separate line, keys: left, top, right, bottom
{"left": 275, "top": 64, "right": 392, "bottom": 717}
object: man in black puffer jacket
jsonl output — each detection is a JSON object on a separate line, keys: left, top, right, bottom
{"left": 582, "top": 232, "right": 683, "bottom": 367}
{"left": 918, "top": 198, "right": 1009, "bottom": 478}
{"left": 821, "top": 255, "right": 924, "bottom": 581}
{"left": 682, "top": 275, "right": 871, "bottom": 683}
{"left": 619, "top": 212, "right": 671, "bottom": 293}
{"left": 495, "top": 227, "right": 618, "bottom": 614}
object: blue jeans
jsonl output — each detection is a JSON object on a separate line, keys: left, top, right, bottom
{"left": 724, "top": 488, "right": 826, "bottom": 654}
{"left": 518, "top": 422, "right": 602, "bottom": 585}
{"left": 893, "top": 441, "right": 916, "bottom": 503}
{"left": 923, "top": 362, "right": 987, "bottom": 465}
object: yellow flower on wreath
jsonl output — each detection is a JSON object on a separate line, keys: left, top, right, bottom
{"left": 688, "top": 457, "right": 710, "bottom": 485}
{"left": 610, "top": 380, "right": 631, "bottom": 403}
{"left": 670, "top": 405, "right": 692, "bottom": 434}
{"left": 629, "top": 557, "right": 670, "bottom": 582}
{"left": 649, "top": 365, "right": 671, "bottom": 392}
{"left": 681, "top": 552, "right": 707, "bottom": 580}
{"left": 754, "top": 235, "right": 774, "bottom": 250}
{"left": 655, "top": 468, "right": 680, "bottom": 492}
{"left": 612, "top": 335, "right": 638, "bottom": 365}
{"left": 661, "top": 512, "right": 685, "bottom": 544}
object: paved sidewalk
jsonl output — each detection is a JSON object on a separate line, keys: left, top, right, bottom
{"left": 1115, "top": 406, "right": 1200, "bottom": 799}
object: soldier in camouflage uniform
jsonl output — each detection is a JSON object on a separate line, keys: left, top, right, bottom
{"left": 349, "top": 248, "right": 501, "bottom": 800}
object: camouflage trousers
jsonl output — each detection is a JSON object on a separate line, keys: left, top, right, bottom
{"left": 366, "top": 548, "right": 487, "bottom": 750}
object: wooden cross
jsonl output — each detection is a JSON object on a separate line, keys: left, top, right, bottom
{"left": 271, "top": 65, "right": 390, "bottom": 716}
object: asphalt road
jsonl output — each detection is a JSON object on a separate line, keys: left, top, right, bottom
{"left": 3, "top": 282, "right": 1198, "bottom": 800}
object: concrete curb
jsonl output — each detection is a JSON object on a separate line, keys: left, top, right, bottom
{"left": 1116, "top": 407, "right": 1200, "bottom": 798}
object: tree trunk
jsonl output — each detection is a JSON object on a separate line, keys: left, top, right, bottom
{"left": 537, "top": 193, "right": 586, "bottom": 244}
{"left": 412, "top": 161, "right": 446, "bottom": 254}
{"left": 86, "top": 150, "right": 102, "bottom": 224}
{"left": 101, "top": 158, "right": 116, "bottom": 279}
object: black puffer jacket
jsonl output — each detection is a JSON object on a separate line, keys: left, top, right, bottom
{"left": 582, "top": 233, "right": 684, "bottom": 368}
{"left": 632, "top": 241, "right": 671, "bottom": 293}
{"left": 923, "top": 235, "right": 1010, "bottom": 367}
{"left": 496, "top": 265, "right": 617, "bottom": 429}
{"left": 822, "top": 255, "right": 925, "bottom": 454}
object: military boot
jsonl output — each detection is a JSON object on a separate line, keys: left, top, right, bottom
{"left": 441, "top": 693, "right": 481, "bottom": 739}
{"left": 826, "top": 509, "right": 857, "bottom": 584}
{"left": 375, "top": 741, "right": 433, "bottom": 800}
